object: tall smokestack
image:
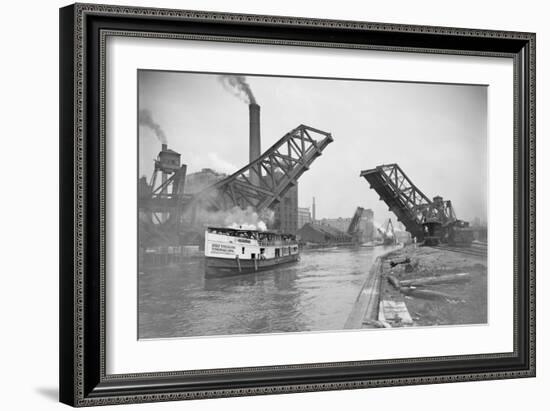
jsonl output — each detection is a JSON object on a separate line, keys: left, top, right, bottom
{"left": 249, "top": 103, "right": 261, "bottom": 186}
{"left": 312, "top": 197, "right": 316, "bottom": 222}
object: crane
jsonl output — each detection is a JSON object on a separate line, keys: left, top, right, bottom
{"left": 377, "top": 218, "right": 397, "bottom": 245}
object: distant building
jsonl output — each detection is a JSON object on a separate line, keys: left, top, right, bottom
{"left": 361, "top": 209, "right": 375, "bottom": 242}
{"left": 471, "top": 216, "right": 487, "bottom": 241}
{"left": 138, "top": 176, "right": 152, "bottom": 199}
{"left": 297, "top": 207, "right": 312, "bottom": 229}
{"left": 184, "top": 168, "right": 227, "bottom": 194}
{"left": 321, "top": 217, "right": 352, "bottom": 233}
{"left": 321, "top": 208, "right": 375, "bottom": 242}
{"left": 297, "top": 222, "right": 352, "bottom": 244}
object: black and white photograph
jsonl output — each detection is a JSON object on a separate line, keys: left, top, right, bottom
{"left": 137, "top": 70, "right": 488, "bottom": 339}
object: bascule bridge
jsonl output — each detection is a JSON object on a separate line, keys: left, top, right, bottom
{"left": 139, "top": 124, "right": 333, "bottom": 246}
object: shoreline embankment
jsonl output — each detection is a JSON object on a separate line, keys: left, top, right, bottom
{"left": 345, "top": 245, "right": 487, "bottom": 329}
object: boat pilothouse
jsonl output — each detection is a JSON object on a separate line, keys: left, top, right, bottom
{"left": 204, "top": 226, "right": 300, "bottom": 277}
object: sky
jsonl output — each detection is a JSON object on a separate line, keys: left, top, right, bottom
{"left": 138, "top": 70, "right": 487, "bottom": 225}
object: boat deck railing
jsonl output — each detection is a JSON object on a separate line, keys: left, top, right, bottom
{"left": 258, "top": 240, "right": 298, "bottom": 247}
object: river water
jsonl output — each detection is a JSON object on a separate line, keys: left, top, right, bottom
{"left": 138, "top": 245, "right": 397, "bottom": 339}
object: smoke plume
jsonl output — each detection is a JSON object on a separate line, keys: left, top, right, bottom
{"left": 193, "top": 206, "right": 274, "bottom": 232}
{"left": 139, "top": 109, "right": 167, "bottom": 144}
{"left": 218, "top": 75, "right": 257, "bottom": 105}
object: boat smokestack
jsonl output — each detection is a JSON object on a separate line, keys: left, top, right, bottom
{"left": 249, "top": 103, "right": 261, "bottom": 186}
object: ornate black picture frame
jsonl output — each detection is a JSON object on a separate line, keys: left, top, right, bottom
{"left": 59, "top": 3, "right": 535, "bottom": 407}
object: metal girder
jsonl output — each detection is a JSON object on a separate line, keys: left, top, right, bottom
{"left": 139, "top": 165, "right": 188, "bottom": 230}
{"left": 361, "top": 164, "right": 432, "bottom": 240}
{"left": 188, "top": 124, "right": 333, "bottom": 214}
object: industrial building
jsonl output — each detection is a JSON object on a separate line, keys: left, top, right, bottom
{"left": 297, "top": 223, "right": 352, "bottom": 245}
{"left": 320, "top": 217, "right": 352, "bottom": 233}
{"left": 321, "top": 208, "right": 375, "bottom": 243}
{"left": 138, "top": 96, "right": 333, "bottom": 247}
{"left": 297, "top": 206, "right": 312, "bottom": 229}
{"left": 249, "top": 101, "right": 299, "bottom": 235}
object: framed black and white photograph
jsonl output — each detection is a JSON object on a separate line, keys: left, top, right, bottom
{"left": 137, "top": 70, "right": 489, "bottom": 338}
{"left": 59, "top": 3, "right": 535, "bottom": 407}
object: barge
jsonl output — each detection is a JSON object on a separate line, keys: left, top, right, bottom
{"left": 204, "top": 226, "right": 299, "bottom": 277}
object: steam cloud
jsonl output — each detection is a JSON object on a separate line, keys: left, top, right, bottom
{"left": 139, "top": 109, "right": 167, "bottom": 144}
{"left": 219, "top": 75, "right": 257, "bottom": 105}
{"left": 193, "top": 206, "right": 274, "bottom": 232}
{"left": 206, "top": 153, "right": 237, "bottom": 175}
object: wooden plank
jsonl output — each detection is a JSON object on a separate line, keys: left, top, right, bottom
{"left": 387, "top": 274, "right": 401, "bottom": 289}
{"left": 399, "top": 272, "right": 471, "bottom": 287}
{"left": 401, "top": 287, "right": 460, "bottom": 301}
{"left": 379, "top": 300, "right": 413, "bottom": 325}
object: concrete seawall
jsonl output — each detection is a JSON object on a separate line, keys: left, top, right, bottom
{"left": 344, "top": 250, "right": 393, "bottom": 328}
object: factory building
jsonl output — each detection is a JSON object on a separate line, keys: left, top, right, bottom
{"left": 321, "top": 208, "right": 375, "bottom": 243}
{"left": 362, "top": 209, "right": 375, "bottom": 242}
{"left": 297, "top": 222, "right": 352, "bottom": 245}
{"left": 297, "top": 206, "right": 312, "bottom": 229}
{"left": 138, "top": 87, "right": 328, "bottom": 247}
{"left": 320, "top": 217, "right": 352, "bottom": 233}
{"left": 248, "top": 101, "right": 297, "bottom": 234}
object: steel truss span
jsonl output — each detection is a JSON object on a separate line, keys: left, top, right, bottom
{"left": 361, "top": 164, "right": 431, "bottom": 240}
{"left": 187, "top": 124, "right": 333, "bottom": 217}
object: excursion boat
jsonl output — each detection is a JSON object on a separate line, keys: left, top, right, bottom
{"left": 204, "top": 226, "right": 300, "bottom": 277}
